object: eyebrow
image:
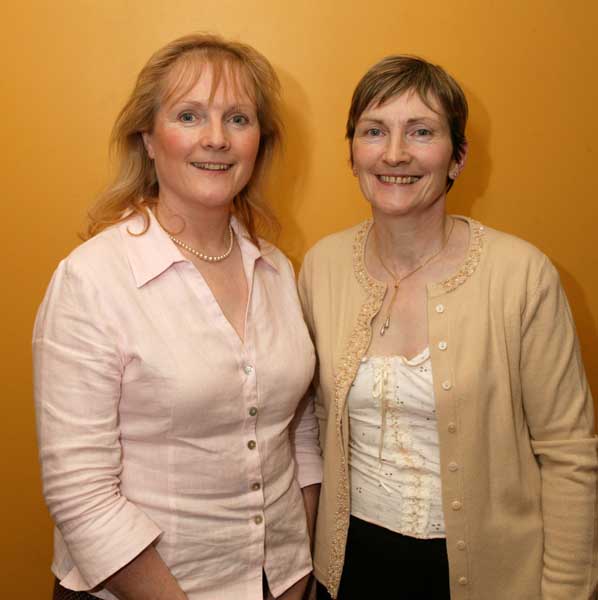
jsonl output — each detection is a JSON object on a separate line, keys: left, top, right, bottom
{"left": 170, "top": 99, "right": 255, "bottom": 112}
{"left": 358, "top": 115, "right": 442, "bottom": 125}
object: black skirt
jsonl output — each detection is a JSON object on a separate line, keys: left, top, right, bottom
{"left": 317, "top": 516, "right": 451, "bottom": 600}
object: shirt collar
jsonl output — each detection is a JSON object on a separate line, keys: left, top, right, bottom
{"left": 121, "top": 210, "right": 279, "bottom": 288}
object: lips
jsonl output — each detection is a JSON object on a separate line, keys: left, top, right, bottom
{"left": 190, "top": 162, "right": 232, "bottom": 171}
{"left": 377, "top": 175, "right": 421, "bottom": 184}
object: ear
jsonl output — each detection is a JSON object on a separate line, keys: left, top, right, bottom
{"left": 449, "top": 141, "right": 468, "bottom": 180}
{"left": 142, "top": 132, "right": 155, "bottom": 160}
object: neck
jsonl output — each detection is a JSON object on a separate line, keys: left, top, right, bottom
{"left": 156, "top": 197, "right": 232, "bottom": 254}
{"left": 372, "top": 206, "right": 450, "bottom": 277}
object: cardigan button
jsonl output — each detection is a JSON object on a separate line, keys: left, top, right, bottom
{"left": 448, "top": 462, "right": 459, "bottom": 472}
{"left": 247, "top": 440, "right": 256, "bottom": 450}
{"left": 249, "top": 406, "right": 258, "bottom": 417}
{"left": 447, "top": 422, "right": 457, "bottom": 433}
{"left": 254, "top": 515, "right": 263, "bottom": 525}
{"left": 458, "top": 577, "right": 468, "bottom": 586}
{"left": 441, "top": 380, "right": 452, "bottom": 391}
{"left": 451, "top": 500, "right": 462, "bottom": 511}
{"left": 456, "top": 540, "right": 466, "bottom": 550}
{"left": 435, "top": 303, "right": 445, "bottom": 313}
{"left": 438, "top": 341, "right": 448, "bottom": 350}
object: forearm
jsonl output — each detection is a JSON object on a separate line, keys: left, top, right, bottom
{"left": 301, "top": 483, "right": 321, "bottom": 548}
{"left": 104, "top": 544, "right": 187, "bottom": 600}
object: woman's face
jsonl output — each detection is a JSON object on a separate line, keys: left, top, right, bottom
{"left": 143, "top": 63, "right": 261, "bottom": 214}
{"left": 351, "top": 90, "right": 463, "bottom": 219}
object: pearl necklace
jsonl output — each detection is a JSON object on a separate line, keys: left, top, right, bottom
{"left": 169, "top": 223, "right": 234, "bottom": 263}
{"left": 375, "top": 217, "right": 455, "bottom": 336}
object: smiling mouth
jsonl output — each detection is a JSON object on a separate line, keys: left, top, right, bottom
{"left": 190, "top": 162, "right": 232, "bottom": 171}
{"left": 378, "top": 175, "right": 421, "bottom": 184}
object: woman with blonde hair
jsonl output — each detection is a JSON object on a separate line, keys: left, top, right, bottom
{"left": 300, "top": 55, "right": 597, "bottom": 599}
{"left": 34, "top": 33, "right": 321, "bottom": 600}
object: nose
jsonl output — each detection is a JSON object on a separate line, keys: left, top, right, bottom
{"left": 383, "top": 132, "right": 411, "bottom": 166}
{"left": 201, "top": 118, "right": 230, "bottom": 151}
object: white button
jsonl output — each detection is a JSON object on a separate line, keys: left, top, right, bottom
{"left": 438, "top": 341, "right": 448, "bottom": 350}
{"left": 442, "top": 380, "right": 452, "bottom": 390}
{"left": 244, "top": 365, "right": 254, "bottom": 374}
{"left": 254, "top": 515, "right": 263, "bottom": 525}
{"left": 451, "top": 500, "right": 462, "bottom": 511}
{"left": 361, "top": 356, "right": 368, "bottom": 363}
{"left": 448, "top": 422, "right": 457, "bottom": 433}
{"left": 435, "top": 304, "right": 445, "bottom": 313}
{"left": 456, "top": 540, "right": 466, "bottom": 551}
{"left": 448, "top": 462, "right": 459, "bottom": 472}
{"left": 458, "top": 577, "right": 468, "bottom": 586}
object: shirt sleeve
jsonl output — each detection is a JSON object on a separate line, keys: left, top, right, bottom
{"left": 289, "top": 389, "right": 323, "bottom": 488}
{"left": 520, "top": 257, "right": 598, "bottom": 599}
{"left": 284, "top": 252, "right": 321, "bottom": 489}
{"left": 33, "top": 258, "right": 162, "bottom": 590}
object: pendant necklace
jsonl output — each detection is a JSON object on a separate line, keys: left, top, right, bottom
{"left": 375, "top": 217, "right": 455, "bottom": 336}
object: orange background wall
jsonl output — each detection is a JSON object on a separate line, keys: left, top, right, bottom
{"left": 2, "top": 1, "right": 596, "bottom": 595}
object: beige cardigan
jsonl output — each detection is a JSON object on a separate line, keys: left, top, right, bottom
{"left": 298, "top": 217, "right": 597, "bottom": 600}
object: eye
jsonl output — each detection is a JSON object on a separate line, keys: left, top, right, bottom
{"left": 230, "top": 114, "right": 250, "bottom": 126}
{"left": 366, "top": 128, "right": 383, "bottom": 137}
{"left": 178, "top": 112, "right": 196, "bottom": 123}
{"left": 414, "top": 128, "right": 432, "bottom": 137}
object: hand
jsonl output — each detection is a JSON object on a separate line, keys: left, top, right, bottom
{"left": 304, "top": 574, "right": 317, "bottom": 600}
{"left": 104, "top": 545, "right": 188, "bottom": 600}
{"left": 267, "top": 573, "right": 311, "bottom": 600}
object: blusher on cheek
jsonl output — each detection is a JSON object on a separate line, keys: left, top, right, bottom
{"left": 160, "top": 127, "right": 194, "bottom": 156}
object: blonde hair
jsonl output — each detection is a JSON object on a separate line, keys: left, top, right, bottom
{"left": 86, "top": 33, "right": 282, "bottom": 245}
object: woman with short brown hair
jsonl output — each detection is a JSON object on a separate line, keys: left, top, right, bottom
{"left": 301, "top": 55, "right": 597, "bottom": 600}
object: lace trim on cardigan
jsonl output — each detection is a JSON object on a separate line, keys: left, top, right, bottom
{"left": 327, "top": 223, "right": 386, "bottom": 594}
{"left": 354, "top": 217, "right": 485, "bottom": 294}
{"left": 437, "top": 218, "right": 484, "bottom": 292}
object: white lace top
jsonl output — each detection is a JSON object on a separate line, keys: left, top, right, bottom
{"left": 348, "top": 348, "right": 446, "bottom": 538}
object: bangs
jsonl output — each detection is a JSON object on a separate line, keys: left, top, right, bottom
{"left": 160, "top": 48, "right": 257, "bottom": 108}
{"left": 370, "top": 75, "right": 443, "bottom": 119}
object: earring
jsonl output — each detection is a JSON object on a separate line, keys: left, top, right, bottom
{"left": 449, "top": 167, "right": 459, "bottom": 179}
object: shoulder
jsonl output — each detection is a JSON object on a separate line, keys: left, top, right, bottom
{"left": 305, "top": 221, "right": 366, "bottom": 260}
{"left": 51, "top": 220, "right": 136, "bottom": 297}
{"left": 66, "top": 225, "right": 126, "bottom": 270}
{"left": 483, "top": 224, "right": 547, "bottom": 264}
{"left": 302, "top": 221, "right": 368, "bottom": 273}
{"left": 257, "top": 239, "right": 297, "bottom": 279}
{"left": 470, "top": 219, "right": 560, "bottom": 296}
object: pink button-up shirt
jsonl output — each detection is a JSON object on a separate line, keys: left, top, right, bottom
{"left": 33, "top": 212, "right": 321, "bottom": 600}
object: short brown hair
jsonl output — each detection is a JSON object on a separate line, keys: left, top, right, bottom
{"left": 346, "top": 55, "right": 468, "bottom": 175}
{"left": 87, "top": 33, "right": 282, "bottom": 244}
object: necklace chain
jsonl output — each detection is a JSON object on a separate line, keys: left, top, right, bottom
{"left": 375, "top": 217, "right": 455, "bottom": 336}
{"left": 169, "top": 223, "right": 234, "bottom": 263}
